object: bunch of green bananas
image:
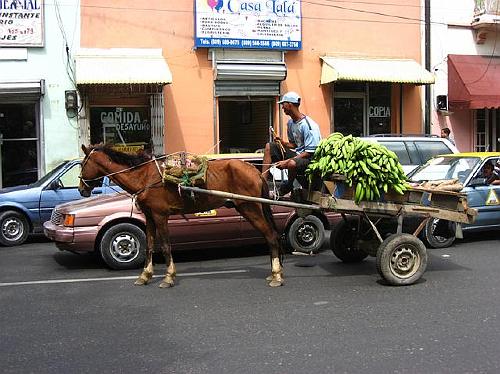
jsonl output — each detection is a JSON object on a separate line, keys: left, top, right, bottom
{"left": 306, "top": 133, "right": 409, "bottom": 204}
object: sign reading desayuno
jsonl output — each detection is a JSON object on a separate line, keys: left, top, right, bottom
{"left": 0, "top": 0, "right": 44, "bottom": 47}
{"left": 194, "top": 0, "right": 301, "bottom": 50}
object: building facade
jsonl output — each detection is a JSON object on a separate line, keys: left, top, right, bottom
{"left": 431, "top": 0, "right": 500, "bottom": 152}
{"left": 0, "top": 0, "right": 80, "bottom": 187}
{"left": 79, "top": 0, "right": 433, "bottom": 156}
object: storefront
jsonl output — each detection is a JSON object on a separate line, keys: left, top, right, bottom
{"left": 320, "top": 57, "right": 435, "bottom": 136}
{"left": 0, "top": 80, "right": 44, "bottom": 187}
{"left": 448, "top": 54, "right": 500, "bottom": 152}
{"left": 212, "top": 49, "right": 286, "bottom": 153}
{"left": 75, "top": 49, "right": 172, "bottom": 154}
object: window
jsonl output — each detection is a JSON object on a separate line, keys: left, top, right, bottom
{"left": 379, "top": 141, "right": 411, "bottom": 165}
{"left": 414, "top": 141, "right": 453, "bottom": 164}
{"left": 59, "top": 164, "right": 83, "bottom": 188}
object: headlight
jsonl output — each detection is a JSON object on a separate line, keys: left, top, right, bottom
{"left": 63, "top": 214, "right": 75, "bottom": 227}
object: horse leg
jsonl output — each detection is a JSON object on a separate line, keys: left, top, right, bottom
{"left": 135, "top": 214, "right": 155, "bottom": 286}
{"left": 237, "top": 203, "right": 284, "bottom": 287}
{"left": 154, "top": 214, "right": 176, "bottom": 288}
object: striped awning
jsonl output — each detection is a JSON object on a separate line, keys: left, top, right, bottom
{"left": 75, "top": 48, "right": 172, "bottom": 85}
{"left": 320, "top": 56, "right": 435, "bottom": 85}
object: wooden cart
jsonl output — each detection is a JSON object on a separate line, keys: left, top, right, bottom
{"left": 182, "top": 180, "right": 477, "bottom": 286}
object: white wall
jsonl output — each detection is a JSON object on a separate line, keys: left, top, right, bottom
{"left": 0, "top": 0, "right": 80, "bottom": 172}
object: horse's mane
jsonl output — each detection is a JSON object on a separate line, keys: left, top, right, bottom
{"left": 93, "top": 144, "right": 151, "bottom": 167}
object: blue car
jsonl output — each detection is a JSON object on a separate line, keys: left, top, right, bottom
{"left": 408, "top": 152, "right": 500, "bottom": 248}
{"left": 0, "top": 159, "right": 120, "bottom": 246}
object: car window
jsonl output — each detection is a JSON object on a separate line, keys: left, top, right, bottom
{"left": 410, "top": 156, "right": 480, "bottom": 183}
{"left": 414, "top": 141, "right": 453, "bottom": 164}
{"left": 378, "top": 141, "right": 411, "bottom": 165}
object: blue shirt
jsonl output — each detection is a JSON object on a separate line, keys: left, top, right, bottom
{"left": 286, "top": 116, "right": 322, "bottom": 154}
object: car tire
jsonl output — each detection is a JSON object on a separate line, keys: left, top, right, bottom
{"left": 422, "top": 218, "right": 456, "bottom": 249}
{"left": 286, "top": 215, "right": 325, "bottom": 254}
{"left": 331, "top": 216, "right": 369, "bottom": 262}
{"left": 100, "top": 223, "right": 146, "bottom": 270}
{"left": 0, "top": 210, "right": 29, "bottom": 246}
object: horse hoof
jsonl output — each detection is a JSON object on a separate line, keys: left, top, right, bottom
{"left": 134, "top": 277, "right": 150, "bottom": 286}
{"left": 266, "top": 275, "right": 273, "bottom": 282}
{"left": 268, "top": 279, "right": 283, "bottom": 287}
{"left": 159, "top": 281, "right": 174, "bottom": 288}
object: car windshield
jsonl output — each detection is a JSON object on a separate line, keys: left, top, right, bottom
{"left": 408, "top": 156, "right": 481, "bottom": 184}
{"left": 29, "top": 161, "right": 71, "bottom": 187}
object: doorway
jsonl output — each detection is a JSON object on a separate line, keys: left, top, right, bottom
{"left": 218, "top": 99, "right": 273, "bottom": 154}
{"left": 333, "top": 95, "right": 366, "bottom": 137}
{"left": 0, "top": 103, "right": 39, "bottom": 188}
{"left": 475, "top": 109, "right": 500, "bottom": 151}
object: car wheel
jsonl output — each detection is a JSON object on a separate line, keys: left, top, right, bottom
{"left": 286, "top": 215, "right": 325, "bottom": 253}
{"left": 100, "top": 223, "right": 146, "bottom": 270}
{"left": 0, "top": 210, "right": 29, "bottom": 246}
{"left": 331, "top": 216, "right": 370, "bottom": 262}
{"left": 422, "top": 218, "right": 456, "bottom": 249}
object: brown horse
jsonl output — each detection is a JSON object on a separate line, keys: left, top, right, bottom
{"left": 78, "top": 144, "right": 284, "bottom": 287}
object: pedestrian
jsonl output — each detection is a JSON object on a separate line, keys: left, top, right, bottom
{"left": 262, "top": 91, "right": 322, "bottom": 197}
{"left": 440, "top": 127, "right": 455, "bottom": 146}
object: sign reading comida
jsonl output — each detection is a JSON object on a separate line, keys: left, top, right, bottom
{"left": 0, "top": 0, "right": 44, "bottom": 47}
{"left": 194, "top": 0, "right": 301, "bottom": 50}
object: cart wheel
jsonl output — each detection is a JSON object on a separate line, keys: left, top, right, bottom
{"left": 422, "top": 218, "right": 456, "bottom": 249}
{"left": 287, "top": 215, "right": 325, "bottom": 254}
{"left": 331, "top": 216, "right": 369, "bottom": 263}
{"left": 376, "top": 234, "right": 427, "bottom": 286}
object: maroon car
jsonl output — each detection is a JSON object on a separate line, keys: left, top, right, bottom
{"left": 44, "top": 153, "right": 338, "bottom": 269}
{"left": 43, "top": 192, "right": 337, "bottom": 269}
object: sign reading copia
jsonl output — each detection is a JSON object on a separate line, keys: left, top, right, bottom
{"left": 0, "top": 0, "right": 44, "bottom": 47}
{"left": 195, "top": 0, "right": 301, "bottom": 50}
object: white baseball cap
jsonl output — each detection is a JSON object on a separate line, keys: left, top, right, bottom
{"left": 278, "top": 91, "right": 301, "bottom": 104}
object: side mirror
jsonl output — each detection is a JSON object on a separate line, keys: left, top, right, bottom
{"left": 469, "top": 177, "right": 487, "bottom": 187}
{"left": 49, "top": 179, "right": 63, "bottom": 190}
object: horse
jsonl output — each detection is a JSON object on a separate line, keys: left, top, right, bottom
{"left": 78, "top": 144, "right": 284, "bottom": 287}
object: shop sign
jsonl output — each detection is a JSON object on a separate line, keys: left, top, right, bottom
{"left": 369, "top": 106, "right": 391, "bottom": 118}
{"left": 194, "top": 0, "right": 301, "bottom": 50}
{"left": 0, "top": 0, "right": 44, "bottom": 47}
{"left": 90, "top": 107, "right": 151, "bottom": 148}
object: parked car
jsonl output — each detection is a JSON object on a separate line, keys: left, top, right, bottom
{"left": 362, "top": 134, "right": 459, "bottom": 174}
{"left": 407, "top": 152, "right": 500, "bottom": 248}
{"left": 43, "top": 153, "right": 339, "bottom": 270}
{"left": 0, "top": 159, "right": 119, "bottom": 246}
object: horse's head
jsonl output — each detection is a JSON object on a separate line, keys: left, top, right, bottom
{"left": 79, "top": 144, "right": 104, "bottom": 197}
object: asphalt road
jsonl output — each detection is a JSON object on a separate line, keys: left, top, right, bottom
{"left": 1, "top": 232, "right": 500, "bottom": 374}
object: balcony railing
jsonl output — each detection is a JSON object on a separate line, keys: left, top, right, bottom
{"left": 472, "top": 0, "right": 500, "bottom": 44}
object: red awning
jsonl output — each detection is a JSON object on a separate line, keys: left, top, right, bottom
{"left": 448, "top": 54, "right": 500, "bottom": 110}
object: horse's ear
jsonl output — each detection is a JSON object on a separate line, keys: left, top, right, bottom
{"left": 81, "top": 144, "right": 90, "bottom": 155}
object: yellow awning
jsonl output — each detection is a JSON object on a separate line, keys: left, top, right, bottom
{"left": 75, "top": 48, "right": 172, "bottom": 85}
{"left": 320, "top": 56, "right": 435, "bottom": 85}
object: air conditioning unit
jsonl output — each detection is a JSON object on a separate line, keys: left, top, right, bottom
{"left": 436, "top": 95, "right": 448, "bottom": 111}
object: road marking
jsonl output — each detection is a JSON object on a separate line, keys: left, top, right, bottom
{"left": 0, "top": 269, "right": 249, "bottom": 287}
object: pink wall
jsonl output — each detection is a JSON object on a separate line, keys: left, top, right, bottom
{"left": 81, "top": 0, "right": 425, "bottom": 153}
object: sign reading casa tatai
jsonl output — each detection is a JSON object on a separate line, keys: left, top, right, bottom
{"left": 194, "top": 0, "right": 301, "bottom": 50}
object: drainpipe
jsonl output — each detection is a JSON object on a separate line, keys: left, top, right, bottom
{"left": 424, "top": 0, "right": 431, "bottom": 134}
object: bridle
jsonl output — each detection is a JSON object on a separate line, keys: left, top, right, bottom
{"left": 79, "top": 147, "right": 165, "bottom": 190}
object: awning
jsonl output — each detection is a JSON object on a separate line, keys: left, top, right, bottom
{"left": 320, "top": 56, "right": 435, "bottom": 85}
{"left": 448, "top": 54, "right": 500, "bottom": 109}
{"left": 75, "top": 48, "right": 172, "bottom": 85}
